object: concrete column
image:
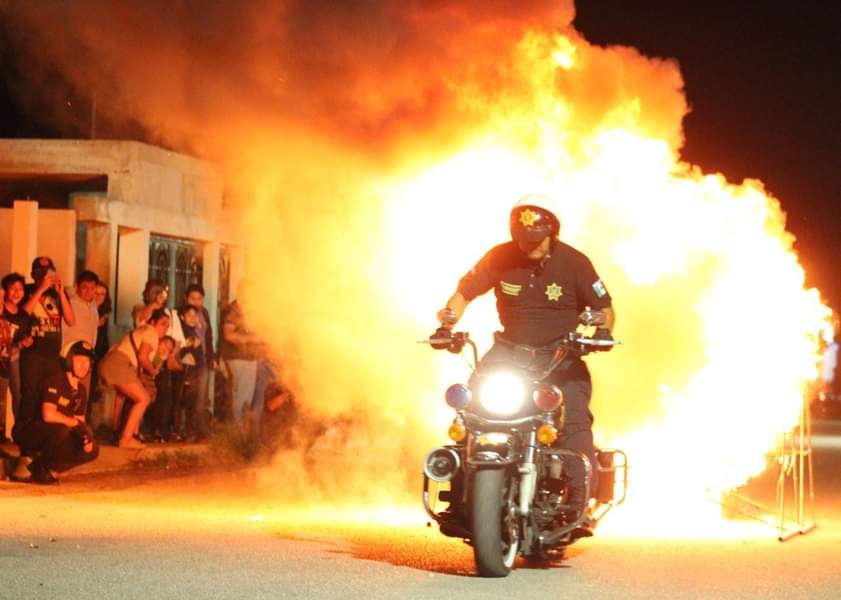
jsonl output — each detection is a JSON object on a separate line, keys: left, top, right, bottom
{"left": 115, "top": 227, "right": 150, "bottom": 332}
{"left": 84, "top": 221, "right": 113, "bottom": 285}
{"left": 11, "top": 200, "right": 38, "bottom": 281}
{"left": 37, "top": 209, "right": 77, "bottom": 285}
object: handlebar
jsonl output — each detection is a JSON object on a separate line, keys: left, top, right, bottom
{"left": 563, "top": 331, "right": 621, "bottom": 352}
{"left": 423, "top": 330, "right": 480, "bottom": 366}
{"left": 424, "top": 329, "right": 620, "bottom": 379}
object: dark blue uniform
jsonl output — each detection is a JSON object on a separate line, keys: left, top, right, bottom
{"left": 14, "top": 371, "right": 99, "bottom": 474}
{"left": 458, "top": 238, "right": 612, "bottom": 506}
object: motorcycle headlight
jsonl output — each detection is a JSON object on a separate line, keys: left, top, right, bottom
{"left": 478, "top": 371, "right": 527, "bottom": 416}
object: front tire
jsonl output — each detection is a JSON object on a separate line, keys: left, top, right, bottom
{"left": 470, "top": 468, "right": 519, "bottom": 577}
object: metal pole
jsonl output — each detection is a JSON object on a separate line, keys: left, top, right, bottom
{"left": 797, "top": 402, "right": 805, "bottom": 528}
{"left": 776, "top": 434, "right": 786, "bottom": 540}
{"left": 806, "top": 399, "right": 816, "bottom": 525}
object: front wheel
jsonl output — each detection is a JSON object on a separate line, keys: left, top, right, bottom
{"left": 470, "top": 468, "right": 519, "bottom": 577}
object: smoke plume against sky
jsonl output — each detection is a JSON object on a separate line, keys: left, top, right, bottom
{"left": 2, "top": 0, "right": 693, "bottom": 156}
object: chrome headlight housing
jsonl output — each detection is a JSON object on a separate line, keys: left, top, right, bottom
{"left": 478, "top": 371, "right": 527, "bottom": 417}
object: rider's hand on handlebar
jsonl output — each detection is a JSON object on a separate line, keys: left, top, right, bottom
{"left": 436, "top": 308, "right": 457, "bottom": 327}
{"left": 594, "top": 328, "right": 614, "bottom": 351}
{"left": 429, "top": 327, "right": 454, "bottom": 350}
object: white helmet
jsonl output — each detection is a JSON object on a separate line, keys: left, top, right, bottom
{"left": 510, "top": 193, "right": 560, "bottom": 243}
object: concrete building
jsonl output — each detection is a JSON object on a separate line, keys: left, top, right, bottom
{"left": 0, "top": 139, "right": 244, "bottom": 436}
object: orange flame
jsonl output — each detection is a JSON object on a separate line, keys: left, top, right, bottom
{"left": 379, "top": 31, "right": 830, "bottom": 536}
{"left": 23, "top": 5, "right": 822, "bottom": 535}
{"left": 234, "top": 28, "right": 830, "bottom": 536}
{"left": 5, "top": 0, "right": 830, "bottom": 539}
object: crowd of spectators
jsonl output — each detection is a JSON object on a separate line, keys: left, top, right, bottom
{"left": 0, "top": 255, "right": 286, "bottom": 485}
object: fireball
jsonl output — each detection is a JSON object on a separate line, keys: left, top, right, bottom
{"left": 4, "top": 0, "right": 830, "bottom": 541}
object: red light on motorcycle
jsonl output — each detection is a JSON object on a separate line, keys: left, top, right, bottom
{"left": 534, "top": 385, "right": 563, "bottom": 412}
{"left": 537, "top": 423, "right": 558, "bottom": 445}
{"left": 448, "top": 419, "right": 466, "bottom": 443}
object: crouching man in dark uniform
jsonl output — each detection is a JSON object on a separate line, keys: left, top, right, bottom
{"left": 14, "top": 340, "right": 99, "bottom": 484}
{"left": 432, "top": 194, "right": 615, "bottom": 533}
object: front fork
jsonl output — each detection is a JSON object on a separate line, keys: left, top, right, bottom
{"left": 518, "top": 430, "right": 538, "bottom": 517}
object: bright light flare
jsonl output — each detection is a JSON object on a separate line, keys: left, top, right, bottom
{"left": 479, "top": 371, "right": 528, "bottom": 416}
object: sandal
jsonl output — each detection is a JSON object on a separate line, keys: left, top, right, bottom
{"left": 118, "top": 438, "right": 145, "bottom": 450}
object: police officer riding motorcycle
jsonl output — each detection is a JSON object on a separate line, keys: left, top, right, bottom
{"left": 422, "top": 195, "right": 627, "bottom": 576}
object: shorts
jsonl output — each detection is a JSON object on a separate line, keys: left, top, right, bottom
{"left": 98, "top": 351, "right": 141, "bottom": 388}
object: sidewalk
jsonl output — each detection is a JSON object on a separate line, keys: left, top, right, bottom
{"left": 0, "top": 439, "right": 211, "bottom": 481}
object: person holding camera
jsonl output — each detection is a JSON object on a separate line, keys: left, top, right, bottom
{"left": 13, "top": 340, "right": 99, "bottom": 484}
{"left": 14, "top": 257, "right": 76, "bottom": 443}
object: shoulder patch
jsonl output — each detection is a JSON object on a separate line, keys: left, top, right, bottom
{"left": 592, "top": 279, "right": 608, "bottom": 298}
{"left": 47, "top": 387, "right": 58, "bottom": 394}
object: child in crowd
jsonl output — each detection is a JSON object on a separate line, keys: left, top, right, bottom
{"left": 138, "top": 335, "right": 176, "bottom": 442}
{"left": 143, "top": 336, "right": 176, "bottom": 404}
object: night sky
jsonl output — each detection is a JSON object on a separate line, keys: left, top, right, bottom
{"left": 1, "top": 2, "right": 839, "bottom": 307}
{"left": 574, "top": 2, "right": 841, "bottom": 308}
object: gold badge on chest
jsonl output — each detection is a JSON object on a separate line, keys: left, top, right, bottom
{"left": 545, "top": 282, "right": 563, "bottom": 301}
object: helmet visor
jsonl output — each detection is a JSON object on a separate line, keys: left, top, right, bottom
{"left": 510, "top": 205, "right": 558, "bottom": 243}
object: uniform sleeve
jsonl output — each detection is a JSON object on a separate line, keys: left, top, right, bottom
{"left": 456, "top": 250, "right": 497, "bottom": 301}
{"left": 42, "top": 382, "right": 62, "bottom": 407}
{"left": 574, "top": 255, "right": 612, "bottom": 310}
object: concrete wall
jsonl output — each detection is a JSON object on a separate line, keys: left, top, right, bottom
{"left": 115, "top": 228, "right": 150, "bottom": 329}
{"left": 0, "top": 203, "right": 76, "bottom": 283}
{"left": 37, "top": 209, "right": 77, "bottom": 284}
{"left": 0, "top": 139, "right": 225, "bottom": 226}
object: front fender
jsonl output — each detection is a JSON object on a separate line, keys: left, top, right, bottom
{"left": 467, "top": 432, "right": 517, "bottom": 467}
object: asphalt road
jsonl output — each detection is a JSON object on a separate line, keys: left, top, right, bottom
{"left": 2, "top": 421, "right": 840, "bottom": 600}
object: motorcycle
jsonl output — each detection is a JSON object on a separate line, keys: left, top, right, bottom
{"left": 421, "top": 310, "right": 628, "bottom": 577}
